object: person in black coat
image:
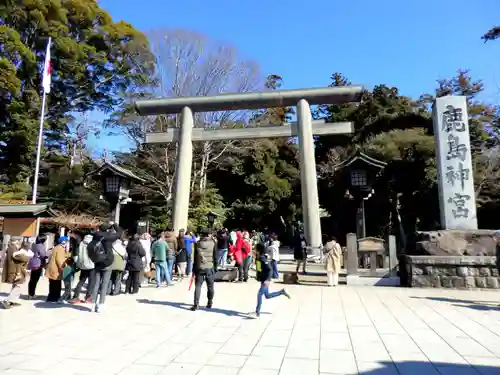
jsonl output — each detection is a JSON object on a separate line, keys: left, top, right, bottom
{"left": 293, "top": 232, "right": 307, "bottom": 274}
{"left": 125, "top": 234, "right": 146, "bottom": 294}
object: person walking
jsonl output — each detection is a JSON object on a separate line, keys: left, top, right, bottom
{"left": 125, "top": 234, "right": 146, "bottom": 294}
{"left": 108, "top": 235, "right": 126, "bottom": 296}
{"left": 251, "top": 243, "right": 290, "bottom": 318}
{"left": 229, "top": 229, "right": 237, "bottom": 247}
{"left": 27, "top": 234, "right": 48, "bottom": 299}
{"left": 45, "top": 236, "right": 70, "bottom": 303}
{"left": 60, "top": 239, "right": 76, "bottom": 303}
{"left": 139, "top": 232, "right": 152, "bottom": 285}
{"left": 294, "top": 232, "right": 307, "bottom": 275}
{"left": 216, "top": 229, "right": 229, "bottom": 268}
{"left": 175, "top": 229, "right": 187, "bottom": 280}
{"left": 87, "top": 223, "right": 118, "bottom": 313}
{"left": 184, "top": 231, "right": 197, "bottom": 276}
{"left": 175, "top": 234, "right": 188, "bottom": 281}
{"left": 151, "top": 232, "right": 173, "bottom": 287}
{"left": 1, "top": 237, "right": 33, "bottom": 309}
{"left": 267, "top": 234, "right": 280, "bottom": 279}
{"left": 164, "top": 228, "right": 178, "bottom": 280}
{"left": 191, "top": 229, "right": 217, "bottom": 311}
{"left": 230, "top": 231, "right": 251, "bottom": 282}
{"left": 323, "top": 236, "right": 342, "bottom": 287}
{"left": 71, "top": 233, "right": 95, "bottom": 304}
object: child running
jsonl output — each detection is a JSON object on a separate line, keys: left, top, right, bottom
{"left": 251, "top": 243, "right": 290, "bottom": 318}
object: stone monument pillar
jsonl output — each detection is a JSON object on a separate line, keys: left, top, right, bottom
{"left": 433, "top": 96, "right": 478, "bottom": 230}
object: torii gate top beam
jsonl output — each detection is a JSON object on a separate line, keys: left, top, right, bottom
{"left": 134, "top": 85, "right": 364, "bottom": 115}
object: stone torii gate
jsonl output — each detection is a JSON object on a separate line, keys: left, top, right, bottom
{"left": 134, "top": 86, "right": 363, "bottom": 251}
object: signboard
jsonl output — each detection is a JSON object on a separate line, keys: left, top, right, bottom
{"left": 433, "top": 96, "right": 478, "bottom": 230}
{"left": 3, "top": 218, "right": 38, "bottom": 237}
{"left": 358, "top": 237, "right": 385, "bottom": 253}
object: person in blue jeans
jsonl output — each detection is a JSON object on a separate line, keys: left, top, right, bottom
{"left": 151, "top": 233, "right": 173, "bottom": 287}
{"left": 216, "top": 229, "right": 229, "bottom": 268}
{"left": 252, "top": 244, "right": 290, "bottom": 318}
{"left": 184, "top": 232, "right": 197, "bottom": 276}
{"left": 164, "top": 229, "right": 178, "bottom": 280}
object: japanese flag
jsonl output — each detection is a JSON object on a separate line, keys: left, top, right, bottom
{"left": 42, "top": 38, "right": 52, "bottom": 94}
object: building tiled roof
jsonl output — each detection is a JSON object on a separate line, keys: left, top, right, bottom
{"left": 88, "top": 162, "right": 145, "bottom": 183}
{"left": 0, "top": 203, "right": 56, "bottom": 217}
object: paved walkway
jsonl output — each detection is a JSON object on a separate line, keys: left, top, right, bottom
{"left": 1, "top": 279, "right": 500, "bottom": 375}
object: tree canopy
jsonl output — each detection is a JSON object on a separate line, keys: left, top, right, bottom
{"left": 0, "top": 0, "right": 153, "bottom": 185}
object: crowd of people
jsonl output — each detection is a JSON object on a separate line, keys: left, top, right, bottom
{"left": 1, "top": 223, "right": 343, "bottom": 316}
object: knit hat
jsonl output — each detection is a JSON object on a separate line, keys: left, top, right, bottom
{"left": 58, "top": 236, "right": 69, "bottom": 244}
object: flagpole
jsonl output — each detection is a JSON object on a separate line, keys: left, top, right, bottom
{"left": 32, "top": 36, "right": 51, "bottom": 205}
{"left": 31, "top": 90, "right": 47, "bottom": 204}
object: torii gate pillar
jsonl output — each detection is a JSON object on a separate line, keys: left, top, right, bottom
{"left": 172, "top": 106, "right": 194, "bottom": 232}
{"left": 135, "top": 86, "right": 363, "bottom": 250}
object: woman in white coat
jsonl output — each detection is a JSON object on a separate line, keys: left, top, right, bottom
{"left": 323, "top": 236, "right": 342, "bottom": 287}
{"left": 139, "top": 233, "right": 152, "bottom": 284}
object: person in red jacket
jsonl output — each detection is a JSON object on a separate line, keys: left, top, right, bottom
{"left": 229, "top": 231, "right": 251, "bottom": 282}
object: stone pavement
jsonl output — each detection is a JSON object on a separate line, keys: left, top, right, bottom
{"left": 1, "top": 279, "right": 500, "bottom": 375}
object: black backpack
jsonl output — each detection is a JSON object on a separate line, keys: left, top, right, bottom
{"left": 88, "top": 239, "right": 114, "bottom": 267}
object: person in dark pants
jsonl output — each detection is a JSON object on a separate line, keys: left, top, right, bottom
{"left": 87, "top": 223, "right": 119, "bottom": 313}
{"left": 125, "top": 234, "right": 146, "bottom": 294}
{"left": 184, "top": 232, "right": 197, "bottom": 276}
{"left": 191, "top": 228, "right": 217, "bottom": 311}
{"left": 61, "top": 263, "right": 75, "bottom": 302}
{"left": 108, "top": 234, "right": 126, "bottom": 296}
{"left": 216, "top": 229, "right": 229, "bottom": 268}
{"left": 71, "top": 234, "right": 95, "bottom": 304}
{"left": 45, "top": 237, "right": 70, "bottom": 303}
{"left": 27, "top": 234, "right": 48, "bottom": 299}
{"left": 293, "top": 232, "right": 307, "bottom": 275}
{"left": 230, "top": 232, "right": 251, "bottom": 282}
{"left": 175, "top": 229, "right": 186, "bottom": 279}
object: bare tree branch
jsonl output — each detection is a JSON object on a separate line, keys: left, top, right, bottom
{"left": 144, "top": 29, "right": 263, "bottom": 193}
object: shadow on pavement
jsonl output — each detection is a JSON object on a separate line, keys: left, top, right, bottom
{"left": 451, "top": 303, "right": 500, "bottom": 312}
{"left": 411, "top": 296, "right": 500, "bottom": 311}
{"left": 136, "top": 298, "right": 268, "bottom": 318}
{"left": 33, "top": 301, "right": 92, "bottom": 312}
{"left": 19, "top": 295, "right": 46, "bottom": 301}
{"left": 360, "top": 360, "right": 499, "bottom": 375}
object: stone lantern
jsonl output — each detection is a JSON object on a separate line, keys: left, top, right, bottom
{"left": 207, "top": 211, "right": 217, "bottom": 230}
{"left": 334, "top": 152, "right": 387, "bottom": 238}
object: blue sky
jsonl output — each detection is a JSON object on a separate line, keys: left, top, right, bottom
{"left": 90, "top": 0, "right": 500, "bottom": 153}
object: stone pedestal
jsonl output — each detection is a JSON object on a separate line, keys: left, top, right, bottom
{"left": 346, "top": 233, "right": 358, "bottom": 275}
{"left": 402, "top": 255, "right": 500, "bottom": 289}
{"left": 411, "top": 230, "right": 497, "bottom": 256}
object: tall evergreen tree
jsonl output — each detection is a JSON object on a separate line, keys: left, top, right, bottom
{"left": 0, "top": 0, "right": 154, "bottom": 183}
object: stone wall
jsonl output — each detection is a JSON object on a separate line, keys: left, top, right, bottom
{"left": 401, "top": 255, "right": 500, "bottom": 289}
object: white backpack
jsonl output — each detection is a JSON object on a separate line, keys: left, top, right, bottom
{"left": 76, "top": 239, "right": 94, "bottom": 270}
